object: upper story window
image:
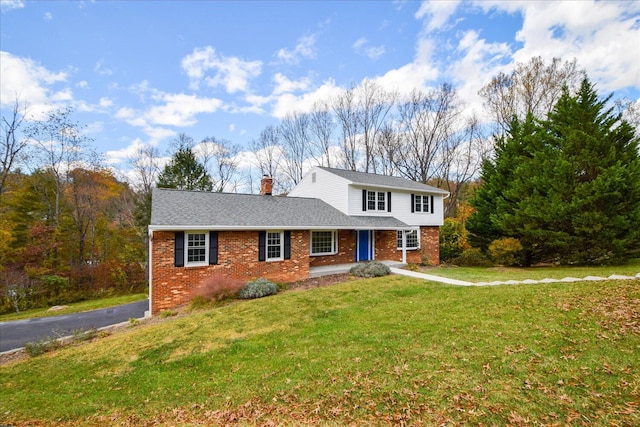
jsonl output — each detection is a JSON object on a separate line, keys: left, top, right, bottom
{"left": 365, "top": 190, "right": 388, "bottom": 212}
{"left": 310, "top": 230, "right": 338, "bottom": 256}
{"left": 414, "top": 195, "right": 429, "bottom": 213}
{"left": 186, "top": 231, "right": 208, "bottom": 266}
{"left": 411, "top": 194, "right": 434, "bottom": 214}
{"left": 397, "top": 229, "right": 420, "bottom": 250}
{"left": 266, "top": 231, "right": 283, "bottom": 261}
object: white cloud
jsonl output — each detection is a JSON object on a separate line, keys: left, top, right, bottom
{"left": 181, "top": 46, "right": 262, "bottom": 93}
{"left": 0, "top": 0, "right": 24, "bottom": 12}
{"left": 105, "top": 138, "right": 147, "bottom": 165}
{"left": 272, "top": 73, "right": 311, "bottom": 95}
{"left": 115, "top": 83, "right": 222, "bottom": 141}
{"left": 373, "top": 62, "right": 439, "bottom": 96}
{"left": 474, "top": 0, "right": 640, "bottom": 93}
{"left": 43, "top": 11, "right": 52, "bottom": 21}
{"left": 94, "top": 59, "right": 113, "bottom": 76}
{"left": 77, "top": 80, "right": 89, "bottom": 89}
{"left": 271, "top": 79, "right": 342, "bottom": 119}
{"left": 0, "top": 51, "right": 69, "bottom": 118}
{"left": 276, "top": 35, "right": 316, "bottom": 64}
{"left": 415, "top": 0, "right": 462, "bottom": 32}
{"left": 145, "top": 93, "right": 222, "bottom": 127}
{"left": 352, "top": 37, "right": 386, "bottom": 60}
{"left": 448, "top": 29, "right": 512, "bottom": 117}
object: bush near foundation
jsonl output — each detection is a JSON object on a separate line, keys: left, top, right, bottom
{"left": 350, "top": 261, "right": 391, "bottom": 278}
{"left": 238, "top": 278, "right": 278, "bottom": 300}
{"left": 191, "top": 274, "right": 245, "bottom": 302}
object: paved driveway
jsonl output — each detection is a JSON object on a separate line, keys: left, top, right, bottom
{"left": 0, "top": 299, "right": 149, "bottom": 353}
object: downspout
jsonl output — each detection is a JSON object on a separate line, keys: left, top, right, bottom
{"left": 147, "top": 227, "right": 153, "bottom": 317}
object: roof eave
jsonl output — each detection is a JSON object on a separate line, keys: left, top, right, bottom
{"left": 149, "top": 224, "right": 406, "bottom": 232}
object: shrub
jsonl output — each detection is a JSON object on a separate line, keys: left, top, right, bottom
{"left": 191, "top": 274, "right": 245, "bottom": 302}
{"left": 24, "top": 337, "right": 62, "bottom": 357}
{"left": 238, "top": 278, "right": 278, "bottom": 300}
{"left": 439, "top": 218, "right": 470, "bottom": 262}
{"left": 451, "top": 248, "right": 492, "bottom": 267}
{"left": 350, "top": 261, "right": 391, "bottom": 278}
{"left": 489, "top": 237, "right": 524, "bottom": 266}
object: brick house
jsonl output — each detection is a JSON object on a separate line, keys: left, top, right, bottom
{"left": 148, "top": 167, "right": 448, "bottom": 314}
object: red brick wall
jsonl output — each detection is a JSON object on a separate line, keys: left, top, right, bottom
{"left": 151, "top": 226, "right": 440, "bottom": 314}
{"left": 375, "top": 227, "right": 440, "bottom": 265}
{"left": 150, "top": 230, "right": 309, "bottom": 314}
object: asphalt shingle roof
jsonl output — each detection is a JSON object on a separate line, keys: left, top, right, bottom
{"left": 318, "top": 167, "right": 449, "bottom": 194}
{"left": 150, "top": 188, "right": 409, "bottom": 230}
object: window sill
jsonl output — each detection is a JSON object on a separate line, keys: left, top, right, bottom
{"left": 184, "top": 262, "right": 209, "bottom": 268}
{"left": 310, "top": 252, "right": 338, "bottom": 257}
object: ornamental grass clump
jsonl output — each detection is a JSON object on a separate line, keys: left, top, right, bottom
{"left": 350, "top": 261, "right": 391, "bottom": 278}
{"left": 238, "top": 278, "right": 278, "bottom": 300}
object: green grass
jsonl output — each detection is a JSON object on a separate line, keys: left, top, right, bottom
{"left": 0, "top": 293, "right": 148, "bottom": 321}
{"left": 2, "top": 276, "right": 639, "bottom": 426}
{"left": 424, "top": 258, "right": 640, "bottom": 282}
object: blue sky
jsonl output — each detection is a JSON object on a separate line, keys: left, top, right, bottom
{"left": 1, "top": 0, "right": 639, "bottom": 178}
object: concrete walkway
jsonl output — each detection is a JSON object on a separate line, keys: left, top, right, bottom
{"left": 310, "top": 261, "right": 640, "bottom": 286}
{"left": 389, "top": 267, "right": 640, "bottom": 287}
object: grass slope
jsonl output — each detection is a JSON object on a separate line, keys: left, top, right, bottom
{"left": 424, "top": 259, "right": 640, "bottom": 282}
{"left": 1, "top": 276, "right": 638, "bottom": 426}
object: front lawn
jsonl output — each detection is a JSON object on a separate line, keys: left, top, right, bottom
{"left": 423, "top": 258, "right": 640, "bottom": 282}
{"left": 1, "top": 276, "right": 638, "bottom": 426}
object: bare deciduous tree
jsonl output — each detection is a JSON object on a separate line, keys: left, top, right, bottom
{"left": 332, "top": 86, "right": 360, "bottom": 171}
{"left": 356, "top": 79, "right": 396, "bottom": 173}
{"left": 1, "top": 97, "right": 29, "bottom": 201}
{"left": 198, "top": 136, "right": 240, "bottom": 192}
{"left": 394, "top": 84, "right": 459, "bottom": 183}
{"left": 25, "top": 107, "right": 95, "bottom": 228}
{"left": 308, "top": 102, "right": 335, "bottom": 167}
{"left": 249, "top": 125, "right": 286, "bottom": 193}
{"left": 279, "top": 112, "right": 310, "bottom": 189}
{"left": 479, "top": 56, "right": 584, "bottom": 135}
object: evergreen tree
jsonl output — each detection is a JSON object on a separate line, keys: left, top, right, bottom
{"left": 468, "top": 78, "right": 640, "bottom": 265}
{"left": 157, "top": 144, "right": 213, "bottom": 191}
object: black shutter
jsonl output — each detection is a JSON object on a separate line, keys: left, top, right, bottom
{"left": 387, "top": 192, "right": 391, "bottom": 212}
{"left": 411, "top": 194, "right": 415, "bottom": 213}
{"left": 174, "top": 231, "right": 184, "bottom": 267}
{"left": 209, "top": 231, "right": 218, "bottom": 265}
{"left": 284, "top": 231, "right": 291, "bottom": 259}
{"left": 430, "top": 195, "right": 434, "bottom": 214}
{"left": 362, "top": 189, "right": 367, "bottom": 211}
{"left": 258, "top": 231, "right": 266, "bottom": 261}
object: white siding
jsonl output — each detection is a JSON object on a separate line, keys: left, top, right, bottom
{"left": 391, "top": 191, "right": 445, "bottom": 227}
{"left": 290, "top": 167, "right": 447, "bottom": 227}
{"left": 288, "top": 167, "right": 350, "bottom": 214}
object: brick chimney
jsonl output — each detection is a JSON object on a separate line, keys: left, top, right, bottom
{"left": 261, "top": 175, "right": 273, "bottom": 195}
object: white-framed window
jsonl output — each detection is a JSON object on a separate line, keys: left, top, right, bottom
{"left": 397, "top": 229, "right": 420, "bottom": 250}
{"left": 414, "top": 195, "right": 429, "bottom": 213}
{"left": 367, "top": 190, "right": 386, "bottom": 211}
{"left": 310, "top": 230, "right": 338, "bottom": 256}
{"left": 266, "top": 231, "right": 284, "bottom": 261}
{"left": 186, "top": 231, "right": 208, "bottom": 266}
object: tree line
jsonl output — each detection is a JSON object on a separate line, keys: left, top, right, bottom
{"left": 1, "top": 56, "right": 638, "bottom": 312}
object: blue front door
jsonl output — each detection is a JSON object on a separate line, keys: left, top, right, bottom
{"left": 357, "top": 230, "right": 373, "bottom": 261}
